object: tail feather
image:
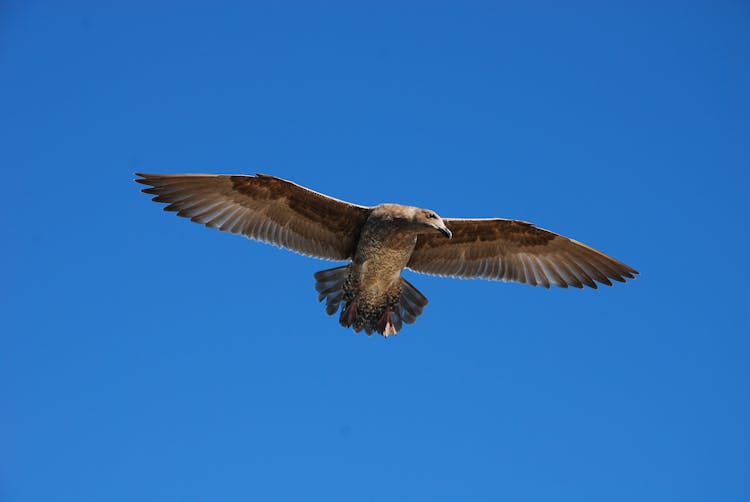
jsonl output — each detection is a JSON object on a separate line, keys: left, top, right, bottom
{"left": 400, "top": 278, "right": 428, "bottom": 324}
{"left": 314, "top": 266, "right": 348, "bottom": 282}
{"left": 314, "top": 265, "right": 349, "bottom": 316}
{"left": 325, "top": 291, "right": 344, "bottom": 315}
{"left": 314, "top": 266, "right": 429, "bottom": 336}
{"left": 316, "top": 281, "right": 344, "bottom": 301}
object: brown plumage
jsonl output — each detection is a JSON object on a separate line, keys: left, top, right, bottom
{"left": 136, "top": 173, "right": 638, "bottom": 337}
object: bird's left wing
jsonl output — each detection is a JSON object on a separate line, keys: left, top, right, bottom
{"left": 136, "top": 173, "right": 371, "bottom": 260}
{"left": 407, "top": 218, "right": 638, "bottom": 288}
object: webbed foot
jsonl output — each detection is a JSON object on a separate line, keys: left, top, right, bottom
{"left": 377, "top": 309, "right": 398, "bottom": 338}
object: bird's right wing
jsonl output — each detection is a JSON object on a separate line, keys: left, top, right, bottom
{"left": 407, "top": 218, "right": 637, "bottom": 288}
{"left": 136, "top": 173, "right": 371, "bottom": 260}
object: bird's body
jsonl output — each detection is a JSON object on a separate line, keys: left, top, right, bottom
{"left": 334, "top": 205, "right": 426, "bottom": 335}
{"left": 136, "top": 173, "right": 638, "bottom": 337}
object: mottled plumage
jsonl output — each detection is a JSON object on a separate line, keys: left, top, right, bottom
{"left": 136, "top": 173, "right": 638, "bottom": 337}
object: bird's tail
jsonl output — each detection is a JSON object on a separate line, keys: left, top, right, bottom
{"left": 314, "top": 265, "right": 429, "bottom": 335}
{"left": 399, "top": 277, "right": 428, "bottom": 325}
{"left": 314, "top": 265, "right": 349, "bottom": 315}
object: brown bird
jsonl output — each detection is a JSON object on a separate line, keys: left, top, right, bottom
{"left": 136, "top": 173, "right": 638, "bottom": 337}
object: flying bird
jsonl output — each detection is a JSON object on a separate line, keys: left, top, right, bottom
{"left": 136, "top": 173, "right": 638, "bottom": 337}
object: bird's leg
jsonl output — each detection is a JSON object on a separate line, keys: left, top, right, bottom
{"left": 377, "top": 309, "right": 398, "bottom": 338}
{"left": 341, "top": 300, "right": 358, "bottom": 327}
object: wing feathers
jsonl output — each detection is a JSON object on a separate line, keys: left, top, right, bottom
{"left": 136, "top": 173, "right": 371, "bottom": 260}
{"left": 529, "top": 255, "right": 551, "bottom": 289}
{"left": 408, "top": 218, "right": 637, "bottom": 289}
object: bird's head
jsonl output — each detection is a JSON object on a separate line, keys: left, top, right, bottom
{"left": 413, "top": 208, "right": 452, "bottom": 239}
{"left": 371, "top": 204, "right": 452, "bottom": 238}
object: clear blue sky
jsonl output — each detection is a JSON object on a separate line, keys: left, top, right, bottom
{"left": 3, "top": 1, "right": 749, "bottom": 501}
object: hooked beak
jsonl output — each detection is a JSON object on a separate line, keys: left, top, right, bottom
{"left": 438, "top": 224, "right": 452, "bottom": 239}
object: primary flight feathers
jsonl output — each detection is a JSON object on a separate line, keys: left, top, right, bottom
{"left": 137, "top": 173, "right": 638, "bottom": 336}
{"left": 136, "top": 173, "right": 370, "bottom": 260}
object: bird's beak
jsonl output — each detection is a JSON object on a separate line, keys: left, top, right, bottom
{"left": 438, "top": 224, "right": 452, "bottom": 239}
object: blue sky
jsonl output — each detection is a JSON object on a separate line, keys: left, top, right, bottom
{"left": 2, "top": 1, "right": 749, "bottom": 501}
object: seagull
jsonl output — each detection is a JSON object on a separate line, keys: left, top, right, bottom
{"left": 136, "top": 173, "right": 638, "bottom": 337}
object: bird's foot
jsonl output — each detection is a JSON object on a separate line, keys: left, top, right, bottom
{"left": 377, "top": 309, "right": 398, "bottom": 338}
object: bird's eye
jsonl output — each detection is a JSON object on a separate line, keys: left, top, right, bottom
{"left": 426, "top": 213, "right": 436, "bottom": 219}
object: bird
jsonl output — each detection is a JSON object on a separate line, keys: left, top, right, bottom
{"left": 136, "top": 173, "right": 638, "bottom": 337}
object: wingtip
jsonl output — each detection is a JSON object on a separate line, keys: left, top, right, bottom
{"left": 134, "top": 173, "right": 154, "bottom": 185}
